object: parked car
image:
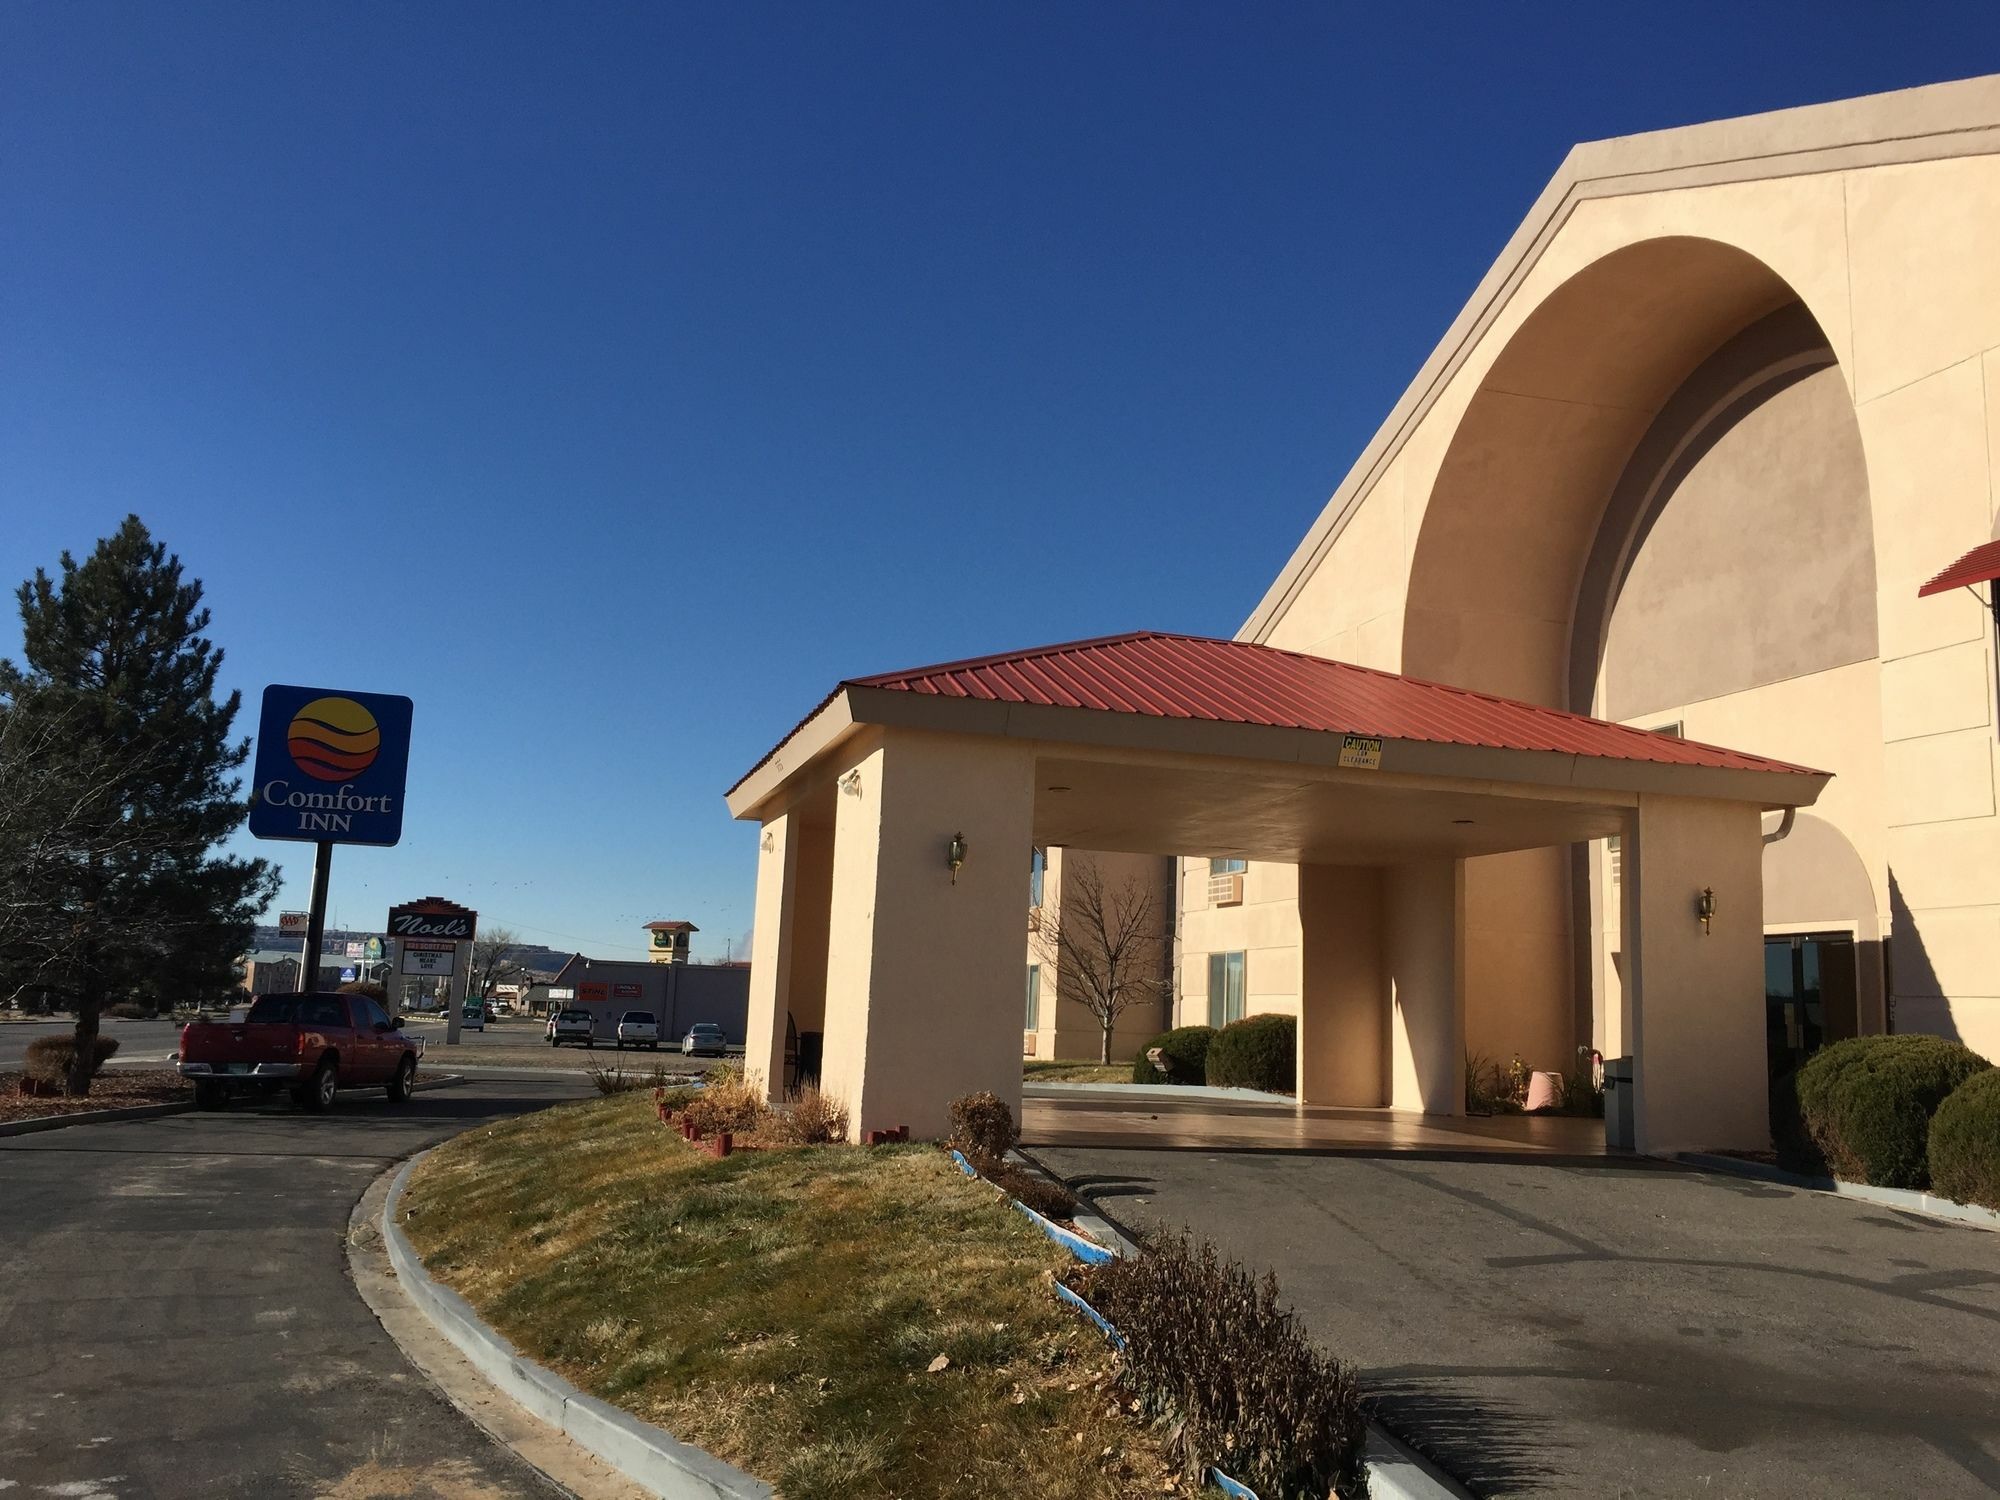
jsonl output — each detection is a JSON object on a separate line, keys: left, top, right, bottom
{"left": 178, "top": 991, "right": 419, "bottom": 1111}
{"left": 681, "top": 1021, "right": 727, "bottom": 1057}
{"left": 615, "top": 1010, "right": 661, "bottom": 1050}
{"left": 460, "top": 1004, "right": 485, "bottom": 1032}
{"left": 547, "top": 1008, "right": 596, "bottom": 1048}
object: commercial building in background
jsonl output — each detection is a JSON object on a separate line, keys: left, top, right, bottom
{"left": 545, "top": 921, "right": 751, "bottom": 1045}
{"left": 1168, "top": 73, "right": 2000, "bottom": 1080}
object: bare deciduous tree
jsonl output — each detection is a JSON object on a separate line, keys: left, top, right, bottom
{"left": 1032, "top": 856, "right": 1168, "bottom": 1064}
{"left": 466, "top": 926, "right": 525, "bottom": 1002}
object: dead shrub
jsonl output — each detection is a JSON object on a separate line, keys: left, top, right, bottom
{"left": 1065, "top": 1231, "right": 1367, "bottom": 1498}
{"left": 769, "top": 1085, "right": 850, "bottom": 1145}
{"left": 987, "top": 1159, "right": 1077, "bottom": 1220}
{"left": 25, "top": 1033, "right": 119, "bottom": 1085}
{"left": 587, "top": 1061, "right": 682, "bottom": 1096}
{"left": 946, "top": 1091, "right": 1016, "bottom": 1164}
{"left": 682, "top": 1070, "right": 770, "bottom": 1137}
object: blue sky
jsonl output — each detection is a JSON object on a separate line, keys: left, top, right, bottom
{"left": 5, "top": 3, "right": 1996, "bottom": 961}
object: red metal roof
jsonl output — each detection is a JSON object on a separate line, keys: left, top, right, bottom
{"left": 1917, "top": 539, "right": 2000, "bottom": 598}
{"left": 731, "top": 631, "right": 1823, "bottom": 794}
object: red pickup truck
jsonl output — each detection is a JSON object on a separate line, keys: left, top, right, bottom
{"left": 179, "top": 991, "right": 422, "bottom": 1111}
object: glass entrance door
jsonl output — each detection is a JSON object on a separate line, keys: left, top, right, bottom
{"left": 1764, "top": 932, "right": 1859, "bottom": 1080}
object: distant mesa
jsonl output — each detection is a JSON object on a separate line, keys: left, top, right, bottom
{"left": 287, "top": 696, "right": 382, "bottom": 783}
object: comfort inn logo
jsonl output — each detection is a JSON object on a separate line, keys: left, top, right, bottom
{"left": 286, "top": 696, "right": 381, "bottom": 782}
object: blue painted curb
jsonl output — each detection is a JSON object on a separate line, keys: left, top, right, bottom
{"left": 1052, "top": 1280, "right": 1125, "bottom": 1351}
{"left": 1206, "top": 1468, "right": 1260, "bottom": 1499}
{"left": 949, "top": 1148, "right": 1118, "bottom": 1264}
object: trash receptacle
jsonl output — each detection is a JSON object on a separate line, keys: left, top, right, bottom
{"left": 1603, "top": 1056, "right": 1635, "bottom": 1151}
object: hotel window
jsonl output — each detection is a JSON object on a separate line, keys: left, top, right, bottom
{"left": 1030, "top": 847, "right": 1046, "bottom": 907}
{"left": 1209, "top": 857, "right": 1247, "bottom": 875}
{"left": 1025, "top": 964, "right": 1041, "bottom": 1030}
{"left": 1207, "top": 951, "right": 1246, "bottom": 1028}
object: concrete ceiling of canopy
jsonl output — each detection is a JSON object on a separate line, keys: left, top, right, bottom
{"left": 1027, "top": 752, "right": 1629, "bottom": 866}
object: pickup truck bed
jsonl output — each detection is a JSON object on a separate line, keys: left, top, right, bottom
{"left": 179, "top": 991, "right": 421, "bottom": 1111}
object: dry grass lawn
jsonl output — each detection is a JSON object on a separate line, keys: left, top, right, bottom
{"left": 400, "top": 1092, "right": 1188, "bottom": 1500}
{"left": 1022, "top": 1061, "right": 1135, "bottom": 1085}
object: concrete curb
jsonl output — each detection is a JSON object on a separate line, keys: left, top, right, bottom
{"left": 383, "top": 1154, "right": 772, "bottom": 1500}
{"left": 1679, "top": 1152, "right": 2000, "bottom": 1231}
{"left": 0, "top": 1099, "right": 194, "bottom": 1137}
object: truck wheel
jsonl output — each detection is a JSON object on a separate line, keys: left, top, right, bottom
{"left": 386, "top": 1056, "right": 415, "bottom": 1104}
{"left": 193, "top": 1079, "right": 227, "bottom": 1110}
{"left": 297, "top": 1058, "right": 338, "bottom": 1113}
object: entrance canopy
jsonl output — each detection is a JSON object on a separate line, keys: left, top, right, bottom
{"left": 727, "top": 631, "right": 1827, "bottom": 843}
{"left": 726, "top": 632, "right": 1828, "bottom": 1155}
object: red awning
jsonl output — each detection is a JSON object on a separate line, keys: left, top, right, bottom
{"left": 1917, "top": 539, "right": 2000, "bottom": 598}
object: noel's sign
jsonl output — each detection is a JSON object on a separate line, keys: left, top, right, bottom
{"left": 387, "top": 900, "right": 477, "bottom": 943}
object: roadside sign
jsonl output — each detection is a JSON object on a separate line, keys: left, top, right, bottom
{"left": 364, "top": 937, "right": 383, "bottom": 962}
{"left": 278, "top": 911, "right": 309, "bottom": 935}
{"left": 399, "top": 938, "right": 457, "bottom": 978}
{"left": 387, "top": 899, "right": 477, "bottom": 942}
{"left": 340, "top": 966, "right": 357, "bottom": 982}
{"left": 248, "top": 686, "right": 414, "bottom": 847}
{"left": 345, "top": 940, "right": 364, "bottom": 958}
{"left": 612, "top": 982, "right": 643, "bottom": 999}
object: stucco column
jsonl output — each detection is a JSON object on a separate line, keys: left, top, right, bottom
{"left": 743, "top": 809, "right": 802, "bottom": 1105}
{"left": 1386, "top": 859, "right": 1465, "bottom": 1114}
{"left": 1623, "top": 793, "right": 1767, "bottom": 1156}
{"left": 1297, "top": 864, "right": 1387, "bottom": 1106}
{"left": 744, "top": 794, "right": 836, "bottom": 1106}
{"left": 818, "top": 727, "right": 1036, "bottom": 1141}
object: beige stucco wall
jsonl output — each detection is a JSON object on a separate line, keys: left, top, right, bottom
{"left": 1196, "top": 85, "right": 2000, "bottom": 1073}
{"left": 819, "top": 727, "right": 1037, "bottom": 1139}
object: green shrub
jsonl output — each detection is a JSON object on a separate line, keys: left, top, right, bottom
{"left": 1768, "top": 1066, "right": 1825, "bottom": 1176}
{"left": 24, "top": 1033, "right": 120, "bottom": 1085}
{"left": 1131, "top": 1025, "right": 1216, "bottom": 1085}
{"left": 1795, "top": 1034, "right": 1990, "bottom": 1189}
{"left": 1206, "top": 1013, "right": 1296, "bottom": 1094}
{"left": 1065, "top": 1233, "right": 1367, "bottom": 1498}
{"left": 946, "top": 1090, "right": 1017, "bottom": 1162}
{"left": 1928, "top": 1069, "right": 2000, "bottom": 1211}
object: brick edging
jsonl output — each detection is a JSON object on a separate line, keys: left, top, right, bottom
{"left": 382, "top": 1152, "right": 772, "bottom": 1500}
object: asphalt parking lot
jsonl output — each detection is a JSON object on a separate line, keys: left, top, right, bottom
{"left": 0, "top": 1073, "right": 591, "bottom": 1498}
{"left": 1033, "top": 1143, "right": 2000, "bottom": 1500}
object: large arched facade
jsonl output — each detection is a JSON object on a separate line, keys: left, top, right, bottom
{"left": 1195, "top": 76, "right": 2000, "bottom": 1081}
{"left": 1399, "top": 237, "right": 1882, "bottom": 1079}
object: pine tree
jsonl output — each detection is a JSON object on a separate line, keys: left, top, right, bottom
{"left": 0, "top": 517, "right": 276, "bottom": 1093}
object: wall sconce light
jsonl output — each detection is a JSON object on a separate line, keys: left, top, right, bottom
{"left": 947, "top": 832, "right": 967, "bottom": 884}
{"left": 1696, "top": 887, "right": 1716, "bottom": 934}
{"left": 838, "top": 769, "right": 863, "bottom": 797}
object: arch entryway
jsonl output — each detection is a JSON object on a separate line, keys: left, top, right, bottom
{"left": 1400, "top": 236, "right": 1881, "bottom": 1076}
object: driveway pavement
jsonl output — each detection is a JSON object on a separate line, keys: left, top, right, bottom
{"left": 0, "top": 1073, "right": 591, "bottom": 1498}
{"left": 1032, "top": 1143, "right": 2000, "bottom": 1499}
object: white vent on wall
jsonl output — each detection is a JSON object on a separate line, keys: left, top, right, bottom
{"left": 1022, "top": 1031, "right": 1037, "bottom": 1056}
{"left": 1207, "top": 873, "right": 1244, "bottom": 906}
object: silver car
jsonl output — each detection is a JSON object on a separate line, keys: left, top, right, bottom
{"left": 681, "top": 1022, "right": 726, "bottom": 1057}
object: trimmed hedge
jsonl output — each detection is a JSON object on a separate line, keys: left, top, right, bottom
{"left": 946, "top": 1090, "right": 1018, "bottom": 1163}
{"left": 1928, "top": 1068, "right": 2000, "bottom": 1211}
{"left": 1132, "top": 1025, "right": 1216, "bottom": 1085}
{"left": 1795, "top": 1034, "right": 1990, "bottom": 1189}
{"left": 1065, "top": 1233, "right": 1367, "bottom": 1498}
{"left": 1206, "top": 1013, "right": 1297, "bottom": 1094}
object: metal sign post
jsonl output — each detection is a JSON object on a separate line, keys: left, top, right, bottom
{"left": 297, "top": 842, "right": 334, "bottom": 993}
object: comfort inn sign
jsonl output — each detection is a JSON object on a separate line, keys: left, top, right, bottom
{"left": 248, "top": 685, "right": 415, "bottom": 847}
